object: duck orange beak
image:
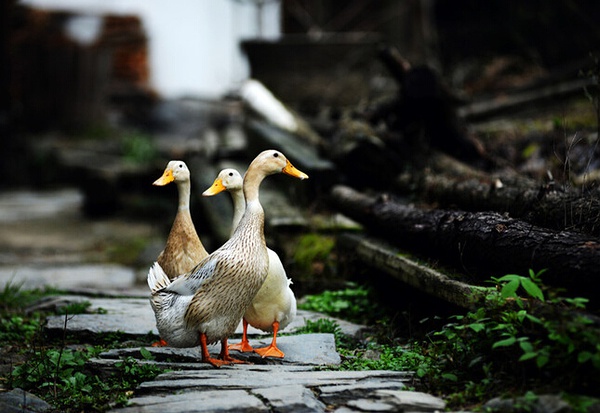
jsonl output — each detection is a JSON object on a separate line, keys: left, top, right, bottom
{"left": 153, "top": 169, "right": 174, "bottom": 186}
{"left": 282, "top": 160, "right": 308, "bottom": 180}
{"left": 202, "top": 178, "right": 227, "bottom": 196}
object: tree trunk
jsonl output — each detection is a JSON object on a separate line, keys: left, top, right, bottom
{"left": 395, "top": 169, "right": 600, "bottom": 237}
{"left": 330, "top": 185, "right": 600, "bottom": 306}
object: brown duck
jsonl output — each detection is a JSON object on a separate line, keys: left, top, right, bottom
{"left": 153, "top": 160, "right": 208, "bottom": 278}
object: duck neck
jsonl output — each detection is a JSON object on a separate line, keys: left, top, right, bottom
{"left": 177, "top": 180, "right": 191, "bottom": 212}
{"left": 242, "top": 164, "right": 266, "bottom": 205}
{"left": 229, "top": 188, "right": 246, "bottom": 237}
{"left": 233, "top": 166, "right": 267, "bottom": 242}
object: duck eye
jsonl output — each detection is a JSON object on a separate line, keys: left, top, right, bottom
{"left": 228, "top": 172, "right": 233, "bottom": 176}
{"left": 273, "top": 152, "right": 279, "bottom": 158}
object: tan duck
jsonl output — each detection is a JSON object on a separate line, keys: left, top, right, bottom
{"left": 203, "top": 168, "right": 296, "bottom": 358}
{"left": 153, "top": 160, "right": 209, "bottom": 279}
{"left": 147, "top": 150, "right": 308, "bottom": 367}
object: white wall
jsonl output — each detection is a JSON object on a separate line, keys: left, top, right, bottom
{"left": 19, "top": 0, "right": 281, "bottom": 98}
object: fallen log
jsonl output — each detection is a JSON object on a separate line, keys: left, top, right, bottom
{"left": 395, "top": 170, "right": 600, "bottom": 237}
{"left": 330, "top": 185, "right": 600, "bottom": 307}
{"left": 338, "top": 233, "right": 600, "bottom": 328}
{"left": 337, "top": 232, "right": 489, "bottom": 309}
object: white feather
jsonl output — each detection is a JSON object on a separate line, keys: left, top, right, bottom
{"left": 147, "top": 262, "right": 171, "bottom": 294}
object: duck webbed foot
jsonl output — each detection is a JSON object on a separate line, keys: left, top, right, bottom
{"left": 220, "top": 338, "right": 251, "bottom": 364}
{"left": 253, "top": 321, "right": 285, "bottom": 358}
{"left": 228, "top": 319, "right": 255, "bottom": 353}
{"left": 151, "top": 338, "right": 168, "bottom": 347}
{"left": 200, "top": 334, "right": 234, "bottom": 367}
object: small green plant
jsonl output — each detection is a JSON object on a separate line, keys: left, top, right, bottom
{"left": 299, "top": 283, "right": 383, "bottom": 324}
{"left": 11, "top": 346, "right": 163, "bottom": 412}
{"left": 490, "top": 268, "right": 546, "bottom": 302}
{"left": 424, "top": 269, "right": 600, "bottom": 407}
{"left": 0, "top": 315, "right": 41, "bottom": 342}
{"left": 296, "top": 317, "right": 352, "bottom": 349}
{"left": 321, "top": 268, "right": 599, "bottom": 409}
{"left": 1, "top": 284, "right": 164, "bottom": 412}
{"left": 0, "top": 282, "right": 54, "bottom": 343}
{"left": 0, "top": 280, "right": 55, "bottom": 313}
{"left": 293, "top": 233, "right": 336, "bottom": 275}
{"left": 120, "top": 132, "right": 158, "bottom": 165}
{"left": 56, "top": 301, "right": 92, "bottom": 315}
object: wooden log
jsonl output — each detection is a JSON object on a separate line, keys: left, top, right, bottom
{"left": 338, "top": 233, "right": 600, "bottom": 328}
{"left": 395, "top": 168, "right": 600, "bottom": 237}
{"left": 337, "top": 232, "right": 489, "bottom": 309}
{"left": 330, "top": 185, "right": 600, "bottom": 306}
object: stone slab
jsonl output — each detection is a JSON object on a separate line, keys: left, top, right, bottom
{"left": 0, "top": 264, "right": 136, "bottom": 292}
{"left": 97, "top": 333, "right": 341, "bottom": 366}
{"left": 0, "top": 189, "right": 82, "bottom": 223}
{"left": 44, "top": 296, "right": 365, "bottom": 339}
{"left": 137, "top": 365, "right": 408, "bottom": 393}
{"left": 0, "top": 388, "right": 53, "bottom": 413}
{"left": 105, "top": 365, "right": 415, "bottom": 413}
{"left": 251, "top": 384, "right": 326, "bottom": 413}
{"left": 109, "top": 389, "right": 267, "bottom": 413}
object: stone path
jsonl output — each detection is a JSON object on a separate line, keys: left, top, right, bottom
{"left": 40, "top": 293, "right": 447, "bottom": 412}
{"left": 44, "top": 294, "right": 446, "bottom": 413}
{"left": 0, "top": 188, "right": 450, "bottom": 412}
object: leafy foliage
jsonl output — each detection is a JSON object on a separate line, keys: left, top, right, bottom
{"left": 305, "top": 270, "right": 600, "bottom": 409}
{"left": 0, "top": 315, "right": 41, "bottom": 342}
{"left": 1, "top": 283, "right": 164, "bottom": 412}
{"left": 298, "top": 283, "right": 384, "bottom": 324}
{"left": 424, "top": 269, "right": 600, "bottom": 405}
{"left": 10, "top": 346, "right": 163, "bottom": 412}
{"left": 120, "top": 132, "right": 158, "bottom": 164}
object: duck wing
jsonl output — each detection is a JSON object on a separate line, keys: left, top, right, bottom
{"left": 163, "top": 253, "right": 221, "bottom": 296}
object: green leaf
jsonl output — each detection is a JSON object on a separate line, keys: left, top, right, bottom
{"left": 519, "top": 340, "right": 534, "bottom": 353}
{"left": 536, "top": 354, "right": 549, "bottom": 368}
{"left": 578, "top": 351, "right": 593, "bottom": 363}
{"left": 493, "top": 336, "right": 517, "bottom": 348}
{"left": 518, "top": 352, "right": 538, "bottom": 362}
{"left": 494, "top": 274, "right": 520, "bottom": 282}
{"left": 468, "top": 323, "right": 486, "bottom": 333}
{"left": 501, "top": 279, "right": 520, "bottom": 299}
{"left": 524, "top": 313, "right": 542, "bottom": 324}
{"left": 520, "top": 278, "right": 544, "bottom": 301}
{"left": 139, "top": 347, "right": 154, "bottom": 361}
{"left": 442, "top": 373, "right": 458, "bottom": 381}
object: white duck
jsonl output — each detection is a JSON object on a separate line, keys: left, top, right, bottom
{"left": 147, "top": 150, "right": 308, "bottom": 367}
{"left": 203, "top": 168, "right": 297, "bottom": 358}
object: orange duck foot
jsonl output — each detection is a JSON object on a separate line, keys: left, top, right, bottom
{"left": 228, "top": 340, "right": 255, "bottom": 353}
{"left": 204, "top": 356, "right": 233, "bottom": 368}
{"left": 221, "top": 354, "right": 250, "bottom": 364}
{"left": 254, "top": 344, "right": 285, "bottom": 359}
{"left": 151, "top": 338, "right": 168, "bottom": 347}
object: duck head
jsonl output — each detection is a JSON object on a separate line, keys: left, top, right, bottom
{"left": 203, "top": 168, "right": 243, "bottom": 196}
{"left": 247, "top": 150, "right": 309, "bottom": 180}
{"left": 153, "top": 161, "right": 190, "bottom": 186}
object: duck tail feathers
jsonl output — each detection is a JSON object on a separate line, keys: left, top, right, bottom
{"left": 147, "top": 262, "right": 171, "bottom": 294}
